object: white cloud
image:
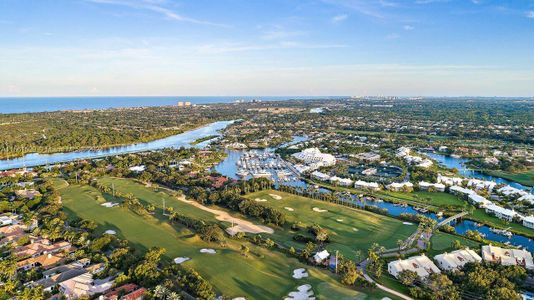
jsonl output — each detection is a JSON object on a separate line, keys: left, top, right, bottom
{"left": 527, "top": 11, "right": 534, "bottom": 18}
{"left": 403, "top": 25, "right": 414, "bottom": 30}
{"left": 86, "top": 0, "right": 231, "bottom": 27}
{"left": 386, "top": 33, "right": 400, "bottom": 39}
{"left": 331, "top": 14, "right": 349, "bottom": 23}
{"left": 261, "top": 29, "right": 306, "bottom": 40}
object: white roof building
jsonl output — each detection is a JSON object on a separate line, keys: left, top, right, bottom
{"left": 396, "top": 147, "right": 411, "bottom": 157}
{"left": 518, "top": 194, "right": 534, "bottom": 205}
{"left": 128, "top": 165, "right": 145, "bottom": 173}
{"left": 313, "top": 250, "right": 330, "bottom": 264}
{"left": 468, "top": 194, "right": 492, "bottom": 208}
{"left": 449, "top": 185, "right": 475, "bottom": 196}
{"left": 388, "top": 255, "right": 441, "bottom": 279}
{"left": 329, "top": 176, "right": 353, "bottom": 186}
{"left": 481, "top": 245, "right": 534, "bottom": 270}
{"left": 467, "top": 179, "right": 496, "bottom": 191}
{"left": 387, "top": 182, "right": 414, "bottom": 192}
{"left": 523, "top": 216, "right": 534, "bottom": 229}
{"left": 354, "top": 180, "right": 381, "bottom": 191}
{"left": 437, "top": 174, "right": 464, "bottom": 186}
{"left": 0, "top": 216, "right": 14, "bottom": 227}
{"left": 418, "top": 181, "right": 446, "bottom": 192}
{"left": 292, "top": 148, "right": 336, "bottom": 167}
{"left": 497, "top": 186, "right": 528, "bottom": 198}
{"left": 311, "top": 171, "right": 331, "bottom": 181}
{"left": 434, "top": 249, "right": 482, "bottom": 271}
{"left": 484, "top": 203, "right": 517, "bottom": 221}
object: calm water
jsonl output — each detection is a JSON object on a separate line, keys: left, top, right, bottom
{"left": 425, "top": 152, "right": 533, "bottom": 192}
{"left": 0, "top": 96, "right": 342, "bottom": 114}
{"left": 0, "top": 121, "right": 234, "bottom": 170}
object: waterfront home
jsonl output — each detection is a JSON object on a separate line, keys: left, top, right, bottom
{"left": 354, "top": 180, "right": 381, "bottom": 191}
{"left": 388, "top": 254, "right": 441, "bottom": 279}
{"left": 484, "top": 203, "right": 517, "bottom": 222}
{"left": 434, "top": 249, "right": 482, "bottom": 271}
{"left": 437, "top": 174, "right": 464, "bottom": 186}
{"left": 518, "top": 194, "right": 534, "bottom": 205}
{"left": 523, "top": 216, "right": 534, "bottom": 229}
{"left": 418, "top": 181, "right": 446, "bottom": 192}
{"left": 15, "top": 189, "right": 41, "bottom": 200}
{"left": 468, "top": 194, "right": 492, "bottom": 208}
{"left": 330, "top": 176, "right": 353, "bottom": 187}
{"left": 466, "top": 179, "right": 496, "bottom": 191}
{"left": 481, "top": 245, "right": 534, "bottom": 270}
{"left": 0, "top": 215, "right": 14, "bottom": 227}
{"left": 353, "top": 152, "right": 381, "bottom": 162}
{"left": 311, "top": 171, "right": 331, "bottom": 181}
{"left": 128, "top": 165, "right": 145, "bottom": 173}
{"left": 386, "top": 182, "right": 414, "bottom": 192}
{"left": 449, "top": 185, "right": 475, "bottom": 197}
{"left": 497, "top": 186, "right": 529, "bottom": 198}
{"left": 396, "top": 147, "right": 411, "bottom": 157}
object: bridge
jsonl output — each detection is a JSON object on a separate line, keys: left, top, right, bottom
{"left": 435, "top": 211, "right": 469, "bottom": 228}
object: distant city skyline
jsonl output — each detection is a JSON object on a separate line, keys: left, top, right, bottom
{"left": 1, "top": 0, "right": 534, "bottom": 96}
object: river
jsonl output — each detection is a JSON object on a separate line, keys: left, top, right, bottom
{"left": 0, "top": 121, "right": 234, "bottom": 170}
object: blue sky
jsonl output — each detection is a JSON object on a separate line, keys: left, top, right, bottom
{"left": 1, "top": 0, "right": 534, "bottom": 96}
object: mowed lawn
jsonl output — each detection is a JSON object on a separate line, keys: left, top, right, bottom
{"left": 483, "top": 169, "right": 534, "bottom": 187}
{"left": 428, "top": 232, "right": 481, "bottom": 257}
{"left": 378, "top": 191, "right": 465, "bottom": 209}
{"left": 56, "top": 179, "right": 391, "bottom": 300}
{"left": 245, "top": 190, "right": 417, "bottom": 259}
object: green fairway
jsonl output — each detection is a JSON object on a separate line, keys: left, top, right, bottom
{"left": 378, "top": 191, "right": 465, "bottom": 209}
{"left": 482, "top": 169, "right": 534, "bottom": 187}
{"left": 428, "top": 232, "right": 481, "bottom": 257}
{"left": 55, "top": 179, "right": 390, "bottom": 300}
{"left": 245, "top": 190, "right": 417, "bottom": 259}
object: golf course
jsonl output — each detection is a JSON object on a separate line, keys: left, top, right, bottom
{"left": 55, "top": 178, "right": 397, "bottom": 300}
{"left": 245, "top": 190, "right": 417, "bottom": 259}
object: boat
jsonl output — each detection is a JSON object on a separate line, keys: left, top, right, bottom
{"left": 436, "top": 212, "right": 443, "bottom": 218}
{"left": 489, "top": 227, "right": 513, "bottom": 238}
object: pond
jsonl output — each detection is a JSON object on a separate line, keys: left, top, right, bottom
{"left": 0, "top": 121, "right": 235, "bottom": 170}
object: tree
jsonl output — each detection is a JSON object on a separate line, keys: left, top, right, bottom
{"left": 427, "top": 274, "right": 460, "bottom": 300}
{"left": 240, "top": 245, "right": 250, "bottom": 257}
{"left": 398, "top": 270, "right": 418, "bottom": 286}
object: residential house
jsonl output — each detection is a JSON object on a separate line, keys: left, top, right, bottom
{"left": 481, "top": 245, "right": 534, "bottom": 270}
{"left": 388, "top": 254, "right": 441, "bottom": 279}
{"left": 484, "top": 204, "right": 517, "bottom": 222}
{"left": 434, "top": 249, "right": 482, "bottom": 271}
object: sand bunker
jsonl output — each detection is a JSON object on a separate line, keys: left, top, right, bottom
{"left": 352, "top": 228, "right": 359, "bottom": 232}
{"left": 255, "top": 198, "right": 268, "bottom": 202}
{"left": 403, "top": 222, "right": 414, "bottom": 225}
{"left": 285, "top": 207, "right": 295, "bottom": 211}
{"left": 173, "top": 257, "right": 190, "bottom": 264}
{"left": 312, "top": 207, "right": 327, "bottom": 213}
{"left": 176, "top": 196, "right": 274, "bottom": 235}
{"left": 285, "top": 284, "right": 315, "bottom": 300}
{"left": 336, "top": 219, "right": 343, "bottom": 222}
{"left": 101, "top": 202, "right": 119, "bottom": 208}
{"left": 104, "top": 230, "right": 116, "bottom": 235}
{"left": 381, "top": 298, "right": 392, "bottom": 300}
{"left": 292, "top": 268, "right": 309, "bottom": 279}
{"left": 200, "top": 248, "right": 216, "bottom": 254}
{"left": 232, "top": 298, "right": 246, "bottom": 300}
{"left": 269, "top": 194, "right": 282, "bottom": 200}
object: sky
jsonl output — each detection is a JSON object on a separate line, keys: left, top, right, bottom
{"left": 1, "top": 0, "right": 534, "bottom": 97}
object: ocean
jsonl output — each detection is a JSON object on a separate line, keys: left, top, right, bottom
{"left": 0, "top": 96, "right": 342, "bottom": 114}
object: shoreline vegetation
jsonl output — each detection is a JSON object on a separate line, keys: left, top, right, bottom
{"left": 477, "top": 168, "right": 534, "bottom": 187}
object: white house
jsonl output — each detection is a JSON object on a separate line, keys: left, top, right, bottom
{"left": 518, "top": 194, "right": 534, "bottom": 205}
{"left": 484, "top": 203, "right": 517, "bottom": 222}
{"left": 481, "top": 245, "right": 534, "bottom": 270}
{"left": 497, "top": 186, "right": 528, "bottom": 198}
{"left": 466, "top": 179, "right": 496, "bottom": 191}
{"left": 311, "top": 171, "right": 330, "bottom": 181}
{"left": 329, "top": 176, "right": 353, "bottom": 187}
{"left": 449, "top": 185, "right": 475, "bottom": 197}
{"left": 418, "top": 181, "right": 445, "bottom": 192}
{"left": 434, "top": 249, "right": 482, "bottom": 271}
{"left": 313, "top": 250, "right": 330, "bottom": 264}
{"left": 354, "top": 180, "right": 381, "bottom": 191}
{"left": 292, "top": 148, "right": 336, "bottom": 168}
{"left": 468, "top": 194, "right": 492, "bottom": 208}
{"left": 522, "top": 216, "right": 534, "bottom": 229}
{"left": 388, "top": 254, "right": 441, "bottom": 279}
{"left": 437, "top": 174, "right": 464, "bottom": 186}
{"left": 387, "top": 182, "right": 414, "bottom": 192}
{"left": 129, "top": 165, "right": 145, "bottom": 173}
{"left": 0, "top": 216, "right": 14, "bottom": 227}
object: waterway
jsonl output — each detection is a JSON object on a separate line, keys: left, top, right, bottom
{"left": 0, "top": 121, "right": 234, "bottom": 170}
{"left": 213, "top": 140, "right": 533, "bottom": 252}
{"left": 424, "top": 152, "right": 533, "bottom": 193}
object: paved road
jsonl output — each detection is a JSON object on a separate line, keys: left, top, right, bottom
{"left": 358, "top": 259, "right": 414, "bottom": 300}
